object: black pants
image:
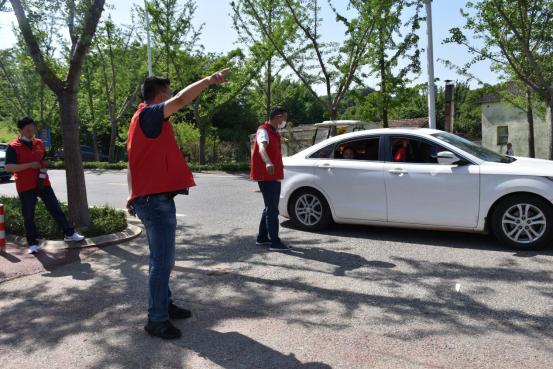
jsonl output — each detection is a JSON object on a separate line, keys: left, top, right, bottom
{"left": 257, "top": 181, "right": 282, "bottom": 246}
{"left": 18, "top": 186, "right": 74, "bottom": 245}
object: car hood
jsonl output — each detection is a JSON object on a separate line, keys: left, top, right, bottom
{"left": 480, "top": 157, "right": 553, "bottom": 177}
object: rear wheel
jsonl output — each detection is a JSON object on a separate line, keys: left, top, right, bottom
{"left": 288, "top": 188, "right": 332, "bottom": 231}
{"left": 491, "top": 194, "right": 553, "bottom": 250}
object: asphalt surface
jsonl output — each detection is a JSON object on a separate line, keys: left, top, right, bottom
{"left": 1, "top": 170, "right": 553, "bottom": 368}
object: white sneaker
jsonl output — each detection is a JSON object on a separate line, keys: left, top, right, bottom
{"left": 28, "top": 245, "right": 39, "bottom": 254}
{"left": 64, "top": 232, "right": 85, "bottom": 242}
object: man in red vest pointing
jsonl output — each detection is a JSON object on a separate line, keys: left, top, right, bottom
{"left": 250, "top": 106, "right": 291, "bottom": 251}
{"left": 127, "top": 69, "right": 228, "bottom": 339}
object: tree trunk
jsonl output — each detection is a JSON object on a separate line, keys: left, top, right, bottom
{"left": 526, "top": 90, "right": 535, "bottom": 158}
{"left": 266, "top": 57, "right": 272, "bottom": 120}
{"left": 379, "top": 31, "right": 388, "bottom": 128}
{"left": 549, "top": 97, "right": 553, "bottom": 161}
{"left": 193, "top": 99, "right": 206, "bottom": 164}
{"left": 107, "top": 110, "right": 118, "bottom": 162}
{"left": 85, "top": 72, "right": 100, "bottom": 162}
{"left": 58, "top": 91, "right": 91, "bottom": 227}
{"left": 199, "top": 123, "right": 206, "bottom": 164}
{"left": 91, "top": 127, "right": 100, "bottom": 162}
{"left": 329, "top": 108, "right": 338, "bottom": 136}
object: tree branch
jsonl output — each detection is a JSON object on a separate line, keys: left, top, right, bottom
{"left": 9, "top": 0, "right": 64, "bottom": 93}
{"left": 66, "top": 0, "right": 106, "bottom": 92}
{"left": 242, "top": 0, "right": 326, "bottom": 110}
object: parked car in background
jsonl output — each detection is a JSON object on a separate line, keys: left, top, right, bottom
{"left": 0, "top": 143, "right": 12, "bottom": 182}
{"left": 280, "top": 128, "right": 553, "bottom": 250}
{"left": 54, "top": 145, "right": 108, "bottom": 162}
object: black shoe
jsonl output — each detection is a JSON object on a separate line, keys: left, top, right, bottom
{"left": 256, "top": 239, "right": 271, "bottom": 246}
{"left": 169, "top": 303, "right": 192, "bottom": 320}
{"left": 144, "top": 320, "right": 182, "bottom": 339}
{"left": 269, "top": 243, "right": 292, "bottom": 251}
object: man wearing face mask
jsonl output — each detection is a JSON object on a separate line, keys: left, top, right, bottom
{"left": 250, "top": 106, "right": 291, "bottom": 251}
{"left": 5, "top": 117, "right": 85, "bottom": 254}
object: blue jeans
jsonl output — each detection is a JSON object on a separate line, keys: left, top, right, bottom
{"left": 257, "top": 181, "right": 281, "bottom": 246}
{"left": 18, "top": 186, "right": 74, "bottom": 246}
{"left": 133, "top": 194, "right": 176, "bottom": 322}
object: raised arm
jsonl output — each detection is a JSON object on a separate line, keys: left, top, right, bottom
{"left": 163, "top": 68, "right": 230, "bottom": 119}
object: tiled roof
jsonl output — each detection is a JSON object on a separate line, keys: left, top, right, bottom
{"left": 388, "top": 117, "right": 429, "bottom": 128}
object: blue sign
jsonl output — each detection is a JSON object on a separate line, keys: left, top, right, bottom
{"left": 38, "top": 128, "right": 51, "bottom": 149}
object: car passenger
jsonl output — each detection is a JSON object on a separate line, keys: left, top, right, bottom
{"left": 393, "top": 140, "right": 410, "bottom": 162}
{"left": 342, "top": 147, "right": 355, "bottom": 160}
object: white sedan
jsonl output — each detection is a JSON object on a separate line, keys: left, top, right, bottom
{"left": 279, "top": 128, "right": 553, "bottom": 250}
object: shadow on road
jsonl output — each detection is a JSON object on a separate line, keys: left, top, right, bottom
{"left": 2, "top": 220, "right": 553, "bottom": 367}
{"left": 281, "top": 220, "right": 553, "bottom": 256}
{"left": 288, "top": 246, "right": 396, "bottom": 276}
{"left": 174, "top": 325, "right": 332, "bottom": 369}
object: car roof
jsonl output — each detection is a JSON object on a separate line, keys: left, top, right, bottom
{"left": 320, "top": 127, "right": 440, "bottom": 141}
{"left": 314, "top": 120, "right": 371, "bottom": 127}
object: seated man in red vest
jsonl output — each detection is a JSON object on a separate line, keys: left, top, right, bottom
{"left": 250, "top": 106, "right": 291, "bottom": 251}
{"left": 5, "top": 117, "right": 84, "bottom": 254}
{"left": 127, "top": 69, "right": 228, "bottom": 339}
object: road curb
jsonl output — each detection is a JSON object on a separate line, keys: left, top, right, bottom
{"left": 6, "top": 223, "right": 142, "bottom": 251}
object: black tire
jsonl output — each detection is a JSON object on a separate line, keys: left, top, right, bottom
{"left": 491, "top": 194, "right": 553, "bottom": 250}
{"left": 288, "top": 188, "right": 332, "bottom": 231}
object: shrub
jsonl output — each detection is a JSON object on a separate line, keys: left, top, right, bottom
{"left": 48, "top": 160, "right": 250, "bottom": 172}
{"left": 0, "top": 196, "right": 127, "bottom": 240}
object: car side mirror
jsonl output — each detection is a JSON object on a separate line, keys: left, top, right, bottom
{"left": 437, "top": 151, "right": 462, "bottom": 165}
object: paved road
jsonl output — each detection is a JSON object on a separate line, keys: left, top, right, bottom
{"left": 1, "top": 170, "right": 553, "bottom": 368}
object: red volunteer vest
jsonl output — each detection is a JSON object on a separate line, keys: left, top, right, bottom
{"left": 250, "top": 123, "right": 284, "bottom": 181}
{"left": 9, "top": 138, "right": 50, "bottom": 193}
{"left": 127, "top": 103, "right": 196, "bottom": 200}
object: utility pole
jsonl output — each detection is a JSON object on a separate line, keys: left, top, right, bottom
{"left": 425, "top": 0, "right": 436, "bottom": 129}
{"left": 144, "top": 0, "right": 153, "bottom": 77}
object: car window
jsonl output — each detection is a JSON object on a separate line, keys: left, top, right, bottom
{"left": 309, "top": 144, "right": 335, "bottom": 159}
{"left": 335, "top": 138, "right": 380, "bottom": 161}
{"left": 431, "top": 131, "right": 515, "bottom": 163}
{"left": 390, "top": 137, "right": 448, "bottom": 164}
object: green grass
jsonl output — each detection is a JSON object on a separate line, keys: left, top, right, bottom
{"left": 0, "top": 196, "right": 127, "bottom": 240}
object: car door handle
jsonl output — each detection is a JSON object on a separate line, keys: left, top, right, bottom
{"left": 388, "top": 168, "right": 407, "bottom": 175}
{"left": 318, "top": 163, "right": 333, "bottom": 168}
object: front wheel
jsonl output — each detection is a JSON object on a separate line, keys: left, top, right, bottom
{"left": 288, "top": 189, "right": 332, "bottom": 231}
{"left": 491, "top": 195, "right": 553, "bottom": 250}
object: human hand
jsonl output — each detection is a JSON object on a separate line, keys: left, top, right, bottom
{"left": 266, "top": 163, "right": 275, "bottom": 176}
{"left": 126, "top": 198, "right": 136, "bottom": 217}
{"left": 207, "top": 68, "right": 230, "bottom": 85}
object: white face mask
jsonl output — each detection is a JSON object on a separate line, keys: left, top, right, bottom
{"left": 20, "top": 136, "right": 32, "bottom": 142}
{"left": 278, "top": 121, "right": 287, "bottom": 130}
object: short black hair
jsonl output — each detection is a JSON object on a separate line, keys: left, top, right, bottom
{"left": 141, "top": 76, "right": 171, "bottom": 102}
{"left": 17, "top": 117, "right": 35, "bottom": 130}
{"left": 269, "top": 106, "right": 288, "bottom": 120}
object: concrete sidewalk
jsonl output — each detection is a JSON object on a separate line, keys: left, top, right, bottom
{"left": 0, "top": 242, "right": 100, "bottom": 282}
{"left": 2, "top": 224, "right": 553, "bottom": 369}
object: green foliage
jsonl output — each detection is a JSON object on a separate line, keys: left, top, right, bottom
{"left": 46, "top": 160, "right": 250, "bottom": 172}
{"left": 0, "top": 196, "right": 127, "bottom": 239}
{"left": 189, "top": 162, "right": 250, "bottom": 172}
{"left": 48, "top": 161, "right": 128, "bottom": 170}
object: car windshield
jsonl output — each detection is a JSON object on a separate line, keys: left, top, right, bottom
{"left": 431, "top": 132, "right": 515, "bottom": 163}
